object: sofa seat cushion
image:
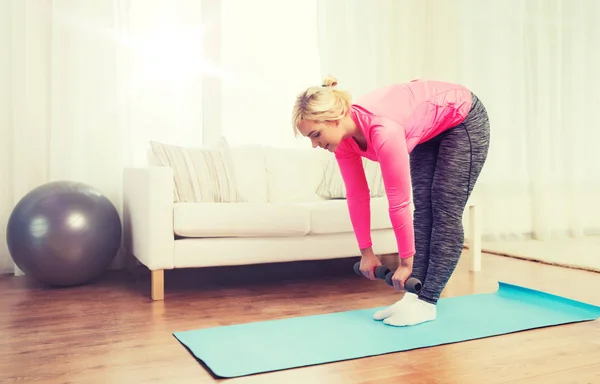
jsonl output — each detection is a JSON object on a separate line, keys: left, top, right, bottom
{"left": 300, "top": 197, "right": 392, "bottom": 235}
{"left": 173, "top": 202, "right": 310, "bottom": 237}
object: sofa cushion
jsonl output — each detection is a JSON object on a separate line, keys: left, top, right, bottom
{"left": 149, "top": 138, "right": 244, "bottom": 203}
{"left": 229, "top": 145, "right": 268, "bottom": 203}
{"left": 300, "top": 197, "right": 393, "bottom": 235}
{"left": 173, "top": 202, "right": 310, "bottom": 237}
{"left": 316, "top": 156, "right": 386, "bottom": 199}
{"left": 264, "top": 146, "right": 331, "bottom": 203}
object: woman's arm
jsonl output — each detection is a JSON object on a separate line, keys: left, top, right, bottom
{"left": 335, "top": 150, "right": 372, "bottom": 252}
{"left": 370, "top": 121, "right": 416, "bottom": 259}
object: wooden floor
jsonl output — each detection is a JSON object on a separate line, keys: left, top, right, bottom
{"left": 1, "top": 251, "right": 600, "bottom": 384}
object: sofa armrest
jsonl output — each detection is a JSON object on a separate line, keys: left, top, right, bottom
{"left": 122, "top": 166, "right": 174, "bottom": 270}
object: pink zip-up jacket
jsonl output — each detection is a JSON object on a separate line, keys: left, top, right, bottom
{"left": 334, "top": 79, "right": 473, "bottom": 258}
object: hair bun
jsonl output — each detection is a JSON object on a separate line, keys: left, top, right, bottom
{"left": 322, "top": 75, "right": 338, "bottom": 89}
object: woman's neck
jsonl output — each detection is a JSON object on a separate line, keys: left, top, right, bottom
{"left": 341, "top": 114, "right": 367, "bottom": 151}
{"left": 341, "top": 114, "right": 363, "bottom": 140}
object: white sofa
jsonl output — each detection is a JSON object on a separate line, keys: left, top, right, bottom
{"left": 122, "top": 142, "right": 481, "bottom": 300}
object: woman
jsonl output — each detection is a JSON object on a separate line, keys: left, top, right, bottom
{"left": 292, "top": 76, "right": 490, "bottom": 326}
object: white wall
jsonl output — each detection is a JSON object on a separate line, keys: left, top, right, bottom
{"left": 0, "top": 0, "right": 12, "bottom": 273}
{"left": 0, "top": 0, "right": 208, "bottom": 274}
{"left": 1, "top": 0, "right": 599, "bottom": 274}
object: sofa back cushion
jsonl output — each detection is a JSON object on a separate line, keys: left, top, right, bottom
{"left": 229, "top": 145, "right": 269, "bottom": 203}
{"left": 264, "top": 146, "right": 331, "bottom": 203}
{"left": 316, "top": 156, "right": 386, "bottom": 199}
{"left": 146, "top": 139, "right": 385, "bottom": 205}
{"left": 149, "top": 138, "right": 244, "bottom": 203}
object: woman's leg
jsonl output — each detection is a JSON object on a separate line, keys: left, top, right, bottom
{"left": 372, "top": 140, "right": 439, "bottom": 321}
{"left": 409, "top": 139, "right": 441, "bottom": 284}
{"left": 418, "top": 93, "right": 490, "bottom": 305}
{"left": 381, "top": 93, "right": 490, "bottom": 326}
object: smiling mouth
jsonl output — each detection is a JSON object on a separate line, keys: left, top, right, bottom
{"left": 325, "top": 144, "right": 329, "bottom": 150}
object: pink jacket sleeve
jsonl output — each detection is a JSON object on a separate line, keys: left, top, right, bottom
{"left": 370, "top": 122, "right": 415, "bottom": 259}
{"left": 335, "top": 121, "right": 416, "bottom": 259}
{"left": 335, "top": 150, "right": 373, "bottom": 250}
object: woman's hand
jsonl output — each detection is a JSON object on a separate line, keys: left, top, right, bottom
{"left": 359, "top": 247, "right": 382, "bottom": 280}
{"left": 391, "top": 256, "right": 414, "bottom": 291}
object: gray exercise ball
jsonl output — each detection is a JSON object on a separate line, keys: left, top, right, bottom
{"left": 6, "top": 180, "right": 122, "bottom": 287}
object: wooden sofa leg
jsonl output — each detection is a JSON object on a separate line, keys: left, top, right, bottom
{"left": 151, "top": 270, "right": 164, "bottom": 301}
{"left": 468, "top": 204, "right": 482, "bottom": 272}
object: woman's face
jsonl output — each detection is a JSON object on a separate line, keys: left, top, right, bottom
{"left": 297, "top": 119, "right": 345, "bottom": 152}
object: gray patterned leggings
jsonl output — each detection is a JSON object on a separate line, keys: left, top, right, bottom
{"left": 409, "top": 92, "right": 490, "bottom": 304}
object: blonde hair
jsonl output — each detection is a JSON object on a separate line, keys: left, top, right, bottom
{"left": 292, "top": 75, "right": 352, "bottom": 136}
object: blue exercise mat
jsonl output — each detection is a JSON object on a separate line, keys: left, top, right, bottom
{"left": 173, "top": 281, "right": 600, "bottom": 378}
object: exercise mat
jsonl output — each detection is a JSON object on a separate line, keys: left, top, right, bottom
{"left": 173, "top": 282, "right": 600, "bottom": 378}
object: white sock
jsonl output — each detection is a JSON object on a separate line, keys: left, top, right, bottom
{"left": 382, "top": 297, "right": 437, "bottom": 327}
{"left": 372, "top": 292, "right": 418, "bottom": 320}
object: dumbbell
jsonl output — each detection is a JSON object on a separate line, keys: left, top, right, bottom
{"left": 384, "top": 273, "right": 422, "bottom": 294}
{"left": 353, "top": 261, "right": 390, "bottom": 280}
{"left": 353, "top": 261, "right": 422, "bottom": 294}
